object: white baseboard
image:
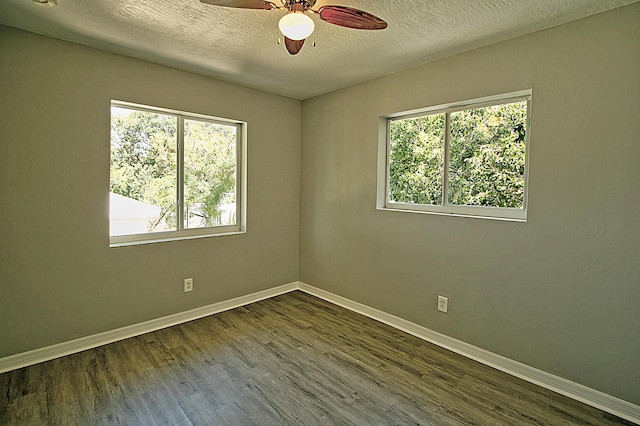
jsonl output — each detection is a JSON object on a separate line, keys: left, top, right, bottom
{"left": 0, "top": 282, "right": 297, "bottom": 375}
{"left": 1, "top": 280, "right": 637, "bottom": 424}
{"left": 297, "top": 282, "right": 640, "bottom": 425}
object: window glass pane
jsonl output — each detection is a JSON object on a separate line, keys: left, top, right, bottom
{"left": 448, "top": 101, "right": 527, "bottom": 208}
{"left": 110, "top": 107, "right": 178, "bottom": 236}
{"left": 388, "top": 113, "right": 445, "bottom": 205}
{"left": 183, "top": 119, "right": 237, "bottom": 229}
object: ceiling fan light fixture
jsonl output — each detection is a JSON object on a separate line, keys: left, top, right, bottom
{"left": 278, "top": 11, "right": 314, "bottom": 41}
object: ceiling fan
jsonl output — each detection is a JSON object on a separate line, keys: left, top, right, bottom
{"left": 199, "top": 0, "right": 387, "bottom": 55}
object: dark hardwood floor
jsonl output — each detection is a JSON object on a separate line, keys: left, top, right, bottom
{"left": 0, "top": 291, "right": 634, "bottom": 425}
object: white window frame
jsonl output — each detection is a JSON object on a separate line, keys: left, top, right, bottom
{"left": 377, "top": 90, "right": 532, "bottom": 222}
{"left": 110, "top": 100, "right": 247, "bottom": 247}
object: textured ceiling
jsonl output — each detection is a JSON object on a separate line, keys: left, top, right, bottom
{"left": 0, "top": 0, "right": 637, "bottom": 99}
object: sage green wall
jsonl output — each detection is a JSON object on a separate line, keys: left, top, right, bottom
{"left": 0, "top": 26, "right": 301, "bottom": 357}
{"left": 299, "top": 5, "right": 640, "bottom": 405}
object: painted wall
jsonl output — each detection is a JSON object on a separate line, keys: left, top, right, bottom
{"left": 300, "top": 4, "right": 640, "bottom": 405}
{"left": 0, "top": 26, "right": 301, "bottom": 357}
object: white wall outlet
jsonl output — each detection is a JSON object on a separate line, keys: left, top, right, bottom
{"left": 184, "top": 278, "right": 193, "bottom": 293}
{"left": 437, "top": 295, "right": 449, "bottom": 313}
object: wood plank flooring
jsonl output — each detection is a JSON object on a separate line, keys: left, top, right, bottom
{"left": 0, "top": 291, "right": 635, "bottom": 425}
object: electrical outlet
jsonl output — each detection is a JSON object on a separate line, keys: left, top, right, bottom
{"left": 437, "top": 295, "right": 448, "bottom": 313}
{"left": 184, "top": 278, "right": 193, "bottom": 293}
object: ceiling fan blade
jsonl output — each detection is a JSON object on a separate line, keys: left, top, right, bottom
{"left": 317, "top": 5, "right": 387, "bottom": 30}
{"left": 284, "top": 37, "right": 305, "bottom": 55}
{"left": 199, "top": 0, "right": 276, "bottom": 9}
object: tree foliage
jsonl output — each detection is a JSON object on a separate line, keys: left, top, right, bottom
{"left": 389, "top": 101, "right": 527, "bottom": 209}
{"left": 389, "top": 113, "right": 445, "bottom": 205}
{"left": 110, "top": 108, "right": 237, "bottom": 232}
{"left": 183, "top": 119, "right": 237, "bottom": 228}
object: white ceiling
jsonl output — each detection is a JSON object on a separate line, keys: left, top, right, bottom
{"left": 1, "top": 0, "right": 636, "bottom": 99}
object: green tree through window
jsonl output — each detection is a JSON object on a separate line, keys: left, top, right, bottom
{"left": 385, "top": 92, "right": 530, "bottom": 220}
{"left": 110, "top": 103, "right": 242, "bottom": 242}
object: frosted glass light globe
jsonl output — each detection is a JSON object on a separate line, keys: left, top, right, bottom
{"left": 278, "top": 12, "right": 315, "bottom": 41}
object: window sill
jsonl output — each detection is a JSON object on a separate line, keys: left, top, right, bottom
{"left": 377, "top": 206, "right": 527, "bottom": 223}
{"left": 110, "top": 230, "right": 247, "bottom": 248}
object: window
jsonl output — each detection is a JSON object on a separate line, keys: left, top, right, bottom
{"left": 378, "top": 90, "right": 531, "bottom": 221}
{"left": 110, "top": 101, "right": 246, "bottom": 245}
